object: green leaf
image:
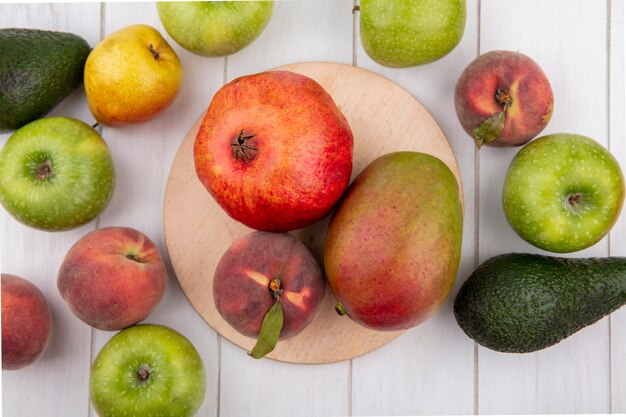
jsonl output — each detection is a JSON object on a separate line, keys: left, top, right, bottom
{"left": 472, "top": 111, "right": 505, "bottom": 148}
{"left": 248, "top": 300, "right": 283, "bottom": 359}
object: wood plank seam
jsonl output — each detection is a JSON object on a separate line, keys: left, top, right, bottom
{"left": 217, "top": 337, "right": 222, "bottom": 417}
{"left": 474, "top": 0, "right": 482, "bottom": 414}
{"left": 350, "top": 3, "right": 357, "bottom": 414}
{"left": 218, "top": 53, "right": 229, "bottom": 417}
{"left": 607, "top": 0, "right": 625, "bottom": 412}
{"left": 606, "top": 0, "right": 613, "bottom": 412}
{"left": 87, "top": 3, "right": 106, "bottom": 415}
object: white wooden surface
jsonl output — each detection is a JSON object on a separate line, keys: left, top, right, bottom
{"left": 0, "top": 1, "right": 623, "bottom": 416}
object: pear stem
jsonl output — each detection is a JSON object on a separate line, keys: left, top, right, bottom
{"left": 148, "top": 44, "right": 159, "bottom": 60}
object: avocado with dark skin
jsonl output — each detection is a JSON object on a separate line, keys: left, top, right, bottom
{"left": 453, "top": 253, "right": 626, "bottom": 353}
{"left": 0, "top": 29, "right": 91, "bottom": 132}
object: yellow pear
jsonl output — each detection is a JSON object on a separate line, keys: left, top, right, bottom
{"left": 84, "top": 24, "right": 183, "bottom": 125}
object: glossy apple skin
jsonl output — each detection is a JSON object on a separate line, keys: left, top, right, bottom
{"left": 360, "top": 0, "right": 466, "bottom": 67}
{"left": 213, "top": 231, "right": 325, "bottom": 339}
{"left": 503, "top": 134, "right": 625, "bottom": 253}
{"left": 455, "top": 50, "right": 554, "bottom": 147}
{"left": 194, "top": 70, "right": 353, "bottom": 232}
{"left": 57, "top": 227, "right": 167, "bottom": 330}
{"left": 90, "top": 324, "right": 206, "bottom": 417}
{"left": 157, "top": 1, "right": 274, "bottom": 57}
{"left": 2, "top": 274, "right": 52, "bottom": 370}
{"left": 0, "top": 117, "right": 115, "bottom": 231}
{"left": 84, "top": 24, "right": 183, "bottom": 125}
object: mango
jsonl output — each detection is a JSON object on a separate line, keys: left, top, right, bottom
{"left": 324, "top": 151, "right": 463, "bottom": 331}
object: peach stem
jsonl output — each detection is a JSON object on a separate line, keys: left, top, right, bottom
{"left": 269, "top": 277, "right": 284, "bottom": 299}
{"left": 126, "top": 254, "right": 141, "bottom": 262}
{"left": 495, "top": 88, "right": 512, "bottom": 110}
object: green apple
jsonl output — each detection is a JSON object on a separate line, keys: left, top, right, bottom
{"left": 0, "top": 117, "right": 115, "bottom": 231}
{"left": 503, "top": 133, "right": 625, "bottom": 253}
{"left": 360, "top": 0, "right": 466, "bottom": 67}
{"left": 90, "top": 324, "right": 206, "bottom": 417}
{"left": 157, "top": 1, "right": 274, "bottom": 57}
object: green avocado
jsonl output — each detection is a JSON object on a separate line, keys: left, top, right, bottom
{"left": 453, "top": 253, "right": 626, "bottom": 353}
{"left": 0, "top": 29, "right": 91, "bottom": 132}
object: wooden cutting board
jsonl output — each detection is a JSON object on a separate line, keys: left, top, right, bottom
{"left": 163, "top": 62, "right": 463, "bottom": 364}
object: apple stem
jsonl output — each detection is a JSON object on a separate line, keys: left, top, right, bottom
{"left": 137, "top": 364, "right": 151, "bottom": 382}
{"left": 35, "top": 160, "right": 53, "bottom": 181}
{"left": 565, "top": 192, "right": 584, "bottom": 215}
{"left": 568, "top": 193, "right": 581, "bottom": 204}
{"left": 269, "top": 278, "right": 284, "bottom": 299}
{"left": 231, "top": 129, "right": 258, "bottom": 161}
{"left": 148, "top": 44, "right": 159, "bottom": 60}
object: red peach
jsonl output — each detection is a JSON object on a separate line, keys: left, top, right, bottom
{"left": 57, "top": 227, "right": 167, "bottom": 331}
{"left": 213, "top": 232, "right": 325, "bottom": 340}
{"left": 2, "top": 274, "right": 52, "bottom": 370}
{"left": 454, "top": 50, "right": 554, "bottom": 148}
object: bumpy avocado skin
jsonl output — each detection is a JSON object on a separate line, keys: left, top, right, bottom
{"left": 454, "top": 253, "right": 626, "bottom": 353}
{"left": 0, "top": 29, "right": 91, "bottom": 132}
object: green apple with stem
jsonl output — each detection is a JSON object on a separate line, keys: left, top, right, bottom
{"left": 359, "top": 0, "right": 466, "bottom": 67}
{"left": 503, "top": 133, "right": 625, "bottom": 253}
{"left": 157, "top": 1, "right": 274, "bottom": 57}
{"left": 0, "top": 117, "right": 115, "bottom": 231}
{"left": 90, "top": 324, "right": 206, "bottom": 417}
